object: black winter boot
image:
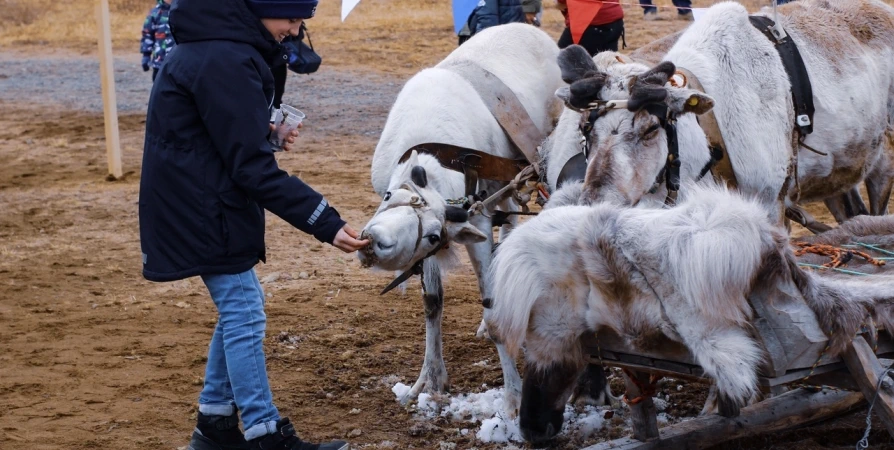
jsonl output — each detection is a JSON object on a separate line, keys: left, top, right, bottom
{"left": 249, "top": 418, "right": 349, "bottom": 450}
{"left": 188, "top": 412, "right": 250, "bottom": 450}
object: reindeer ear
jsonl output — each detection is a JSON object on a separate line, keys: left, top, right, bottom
{"left": 446, "top": 221, "right": 487, "bottom": 245}
{"left": 406, "top": 149, "right": 420, "bottom": 167}
{"left": 666, "top": 88, "right": 715, "bottom": 115}
{"left": 557, "top": 45, "right": 599, "bottom": 84}
{"left": 411, "top": 165, "right": 428, "bottom": 188}
{"left": 555, "top": 86, "right": 572, "bottom": 104}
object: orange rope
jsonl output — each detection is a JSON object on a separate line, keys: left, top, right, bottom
{"left": 621, "top": 369, "right": 662, "bottom": 406}
{"left": 793, "top": 242, "right": 885, "bottom": 268}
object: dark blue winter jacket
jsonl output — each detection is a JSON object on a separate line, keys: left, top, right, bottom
{"left": 467, "top": 0, "right": 526, "bottom": 36}
{"left": 139, "top": 0, "right": 345, "bottom": 282}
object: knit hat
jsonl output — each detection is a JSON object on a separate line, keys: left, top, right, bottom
{"left": 245, "top": 0, "right": 318, "bottom": 19}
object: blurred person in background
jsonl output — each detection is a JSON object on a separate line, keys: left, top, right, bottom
{"left": 140, "top": 0, "right": 175, "bottom": 82}
{"left": 458, "top": 0, "right": 526, "bottom": 45}
{"left": 557, "top": 0, "right": 624, "bottom": 55}
{"left": 522, "top": 0, "right": 542, "bottom": 26}
{"left": 639, "top": 0, "right": 692, "bottom": 21}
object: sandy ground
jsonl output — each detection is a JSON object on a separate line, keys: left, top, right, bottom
{"left": 3, "top": 2, "right": 894, "bottom": 449}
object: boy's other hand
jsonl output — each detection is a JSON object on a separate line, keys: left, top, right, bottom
{"left": 141, "top": 56, "right": 151, "bottom": 72}
{"left": 282, "top": 124, "right": 301, "bottom": 151}
{"left": 332, "top": 224, "right": 369, "bottom": 253}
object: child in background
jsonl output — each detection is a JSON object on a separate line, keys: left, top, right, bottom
{"left": 140, "top": 0, "right": 175, "bottom": 82}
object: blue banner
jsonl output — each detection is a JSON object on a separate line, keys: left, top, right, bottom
{"left": 452, "top": 0, "right": 480, "bottom": 33}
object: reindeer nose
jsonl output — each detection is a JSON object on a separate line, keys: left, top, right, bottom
{"left": 366, "top": 225, "right": 397, "bottom": 255}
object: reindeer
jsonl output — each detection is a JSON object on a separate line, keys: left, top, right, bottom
{"left": 358, "top": 23, "right": 564, "bottom": 416}
{"left": 485, "top": 183, "right": 894, "bottom": 445}
{"left": 553, "top": 0, "right": 894, "bottom": 228}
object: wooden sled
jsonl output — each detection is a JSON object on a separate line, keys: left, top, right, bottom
{"left": 580, "top": 276, "right": 894, "bottom": 449}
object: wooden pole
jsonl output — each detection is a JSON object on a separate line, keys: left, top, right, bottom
{"left": 583, "top": 388, "right": 865, "bottom": 450}
{"left": 842, "top": 336, "right": 894, "bottom": 438}
{"left": 95, "top": 0, "right": 123, "bottom": 180}
{"left": 622, "top": 370, "right": 660, "bottom": 442}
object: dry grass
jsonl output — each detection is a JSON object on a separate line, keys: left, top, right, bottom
{"left": 0, "top": 0, "right": 890, "bottom": 73}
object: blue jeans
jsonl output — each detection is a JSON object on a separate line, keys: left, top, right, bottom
{"left": 198, "top": 269, "right": 280, "bottom": 441}
{"left": 640, "top": 0, "right": 691, "bottom": 14}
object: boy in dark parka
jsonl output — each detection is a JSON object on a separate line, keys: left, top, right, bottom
{"left": 140, "top": 0, "right": 365, "bottom": 448}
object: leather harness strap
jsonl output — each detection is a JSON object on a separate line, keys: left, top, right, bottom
{"left": 440, "top": 59, "right": 545, "bottom": 174}
{"left": 557, "top": 152, "right": 587, "bottom": 189}
{"left": 399, "top": 143, "right": 529, "bottom": 183}
{"left": 749, "top": 15, "right": 815, "bottom": 137}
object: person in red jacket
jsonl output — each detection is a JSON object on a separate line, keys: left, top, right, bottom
{"left": 556, "top": 0, "right": 624, "bottom": 56}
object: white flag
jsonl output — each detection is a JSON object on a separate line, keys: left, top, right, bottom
{"left": 691, "top": 8, "right": 707, "bottom": 21}
{"left": 342, "top": 0, "right": 361, "bottom": 21}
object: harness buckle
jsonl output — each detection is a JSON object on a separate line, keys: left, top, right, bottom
{"left": 770, "top": 23, "right": 788, "bottom": 41}
{"left": 796, "top": 114, "right": 811, "bottom": 127}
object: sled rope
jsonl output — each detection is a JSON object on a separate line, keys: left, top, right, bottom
{"left": 621, "top": 368, "right": 661, "bottom": 406}
{"left": 856, "top": 360, "right": 894, "bottom": 449}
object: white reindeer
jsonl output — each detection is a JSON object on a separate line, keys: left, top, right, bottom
{"left": 553, "top": 0, "right": 894, "bottom": 224}
{"left": 486, "top": 183, "right": 894, "bottom": 445}
{"left": 358, "top": 23, "right": 564, "bottom": 415}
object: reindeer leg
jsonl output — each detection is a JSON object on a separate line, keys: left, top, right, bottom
{"left": 571, "top": 363, "right": 614, "bottom": 407}
{"left": 468, "top": 212, "right": 523, "bottom": 418}
{"left": 847, "top": 188, "right": 870, "bottom": 217}
{"left": 823, "top": 195, "right": 849, "bottom": 224}
{"left": 866, "top": 170, "right": 894, "bottom": 216}
{"left": 400, "top": 258, "right": 448, "bottom": 404}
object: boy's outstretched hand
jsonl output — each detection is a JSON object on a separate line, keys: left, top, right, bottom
{"left": 333, "top": 224, "right": 369, "bottom": 252}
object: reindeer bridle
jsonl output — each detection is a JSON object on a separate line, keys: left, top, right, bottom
{"left": 577, "top": 99, "right": 682, "bottom": 206}
{"left": 364, "top": 180, "right": 449, "bottom": 295}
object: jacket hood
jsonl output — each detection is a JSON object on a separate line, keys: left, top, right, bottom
{"left": 170, "top": 0, "right": 281, "bottom": 60}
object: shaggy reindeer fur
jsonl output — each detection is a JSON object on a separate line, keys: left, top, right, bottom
{"left": 487, "top": 183, "right": 894, "bottom": 419}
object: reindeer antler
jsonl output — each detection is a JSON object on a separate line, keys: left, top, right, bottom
{"left": 556, "top": 45, "right": 609, "bottom": 110}
{"left": 627, "top": 61, "right": 677, "bottom": 112}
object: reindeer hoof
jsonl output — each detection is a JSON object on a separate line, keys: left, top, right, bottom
{"left": 503, "top": 387, "right": 521, "bottom": 419}
{"left": 476, "top": 320, "right": 491, "bottom": 339}
{"left": 717, "top": 394, "right": 741, "bottom": 418}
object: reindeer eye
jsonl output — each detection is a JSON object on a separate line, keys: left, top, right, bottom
{"left": 426, "top": 234, "right": 441, "bottom": 245}
{"left": 383, "top": 192, "right": 392, "bottom": 201}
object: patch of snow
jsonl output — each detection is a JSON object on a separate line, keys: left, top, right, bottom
{"left": 476, "top": 415, "right": 523, "bottom": 443}
{"left": 391, "top": 382, "right": 410, "bottom": 399}
{"left": 391, "top": 383, "right": 612, "bottom": 443}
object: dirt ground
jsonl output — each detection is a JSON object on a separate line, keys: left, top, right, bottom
{"left": 3, "top": 1, "right": 894, "bottom": 449}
